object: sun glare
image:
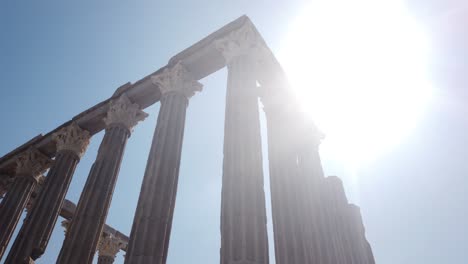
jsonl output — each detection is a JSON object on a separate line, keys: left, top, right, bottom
{"left": 279, "top": 0, "right": 433, "bottom": 168}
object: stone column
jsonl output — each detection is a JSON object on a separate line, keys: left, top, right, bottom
{"left": 124, "top": 62, "right": 202, "bottom": 264}
{"left": 97, "top": 234, "right": 122, "bottom": 264}
{"left": 324, "top": 176, "right": 351, "bottom": 264}
{"left": 296, "top": 121, "right": 334, "bottom": 264}
{"left": 0, "top": 148, "right": 50, "bottom": 260}
{"left": 5, "top": 123, "right": 90, "bottom": 264}
{"left": 261, "top": 89, "right": 311, "bottom": 264}
{"left": 215, "top": 22, "right": 269, "bottom": 264}
{"left": 56, "top": 94, "right": 147, "bottom": 264}
{"left": 347, "top": 205, "right": 375, "bottom": 264}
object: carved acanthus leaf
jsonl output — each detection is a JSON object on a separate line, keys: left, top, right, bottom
{"left": 151, "top": 62, "right": 203, "bottom": 99}
{"left": 15, "top": 148, "right": 51, "bottom": 178}
{"left": 53, "top": 123, "right": 91, "bottom": 158}
{"left": 97, "top": 234, "right": 123, "bottom": 257}
{"left": 214, "top": 20, "right": 268, "bottom": 64}
{"left": 104, "top": 94, "right": 148, "bottom": 132}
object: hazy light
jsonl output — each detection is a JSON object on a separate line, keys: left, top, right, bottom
{"left": 279, "top": 0, "right": 433, "bottom": 168}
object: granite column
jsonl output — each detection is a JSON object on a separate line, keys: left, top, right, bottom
{"left": 215, "top": 22, "right": 269, "bottom": 264}
{"left": 261, "top": 90, "right": 312, "bottom": 264}
{"left": 56, "top": 94, "right": 147, "bottom": 264}
{"left": 124, "top": 62, "right": 202, "bottom": 264}
{"left": 5, "top": 123, "right": 90, "bottom": 263}
{"left": 0, "top": 148, "right": 50, "bottom": 260}
{"left": 296, "top": 121, "right": 334, "bottom": 264}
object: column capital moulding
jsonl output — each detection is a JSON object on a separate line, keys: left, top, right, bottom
{"left": 53, "top": 122, "right": 91, "bottom": 158}
{"left": 214, "top": 20, "right": 271, "bottom": 66}
{"left": 104, "top": 94, "right": 149, "bottom": 133}
{"left": 15, "top": 148, "right": 51, "bottom": 179}
{"left": 97, "top": 234, "right": 124, "bottom": 258}
{"left": 151, "top": 62, "right": 203, "bottom": 99}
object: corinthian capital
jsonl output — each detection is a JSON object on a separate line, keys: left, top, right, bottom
{"left": 151, "top": 62, "right": 203, "bottom": 99}
{"left": 53, "top": 123, "right": 91, "bottom": 158}
{"left": 97, "top": 234, "right": 122, "bottom": 258}
{"left": 104, "top": 94, "right": 148, "bottom": 132}
{"left": 214, "top": 20, "right": 268, "bottom": 64}
{"left": 61, "top": 219, "right": 70, "bottom": 235}
{"left": 15, "top": 148, "right": 51, "bottom": 178}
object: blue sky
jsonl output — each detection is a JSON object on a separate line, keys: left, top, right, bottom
{"left": 1, "top": 0, "right": 468, "bottom": 263}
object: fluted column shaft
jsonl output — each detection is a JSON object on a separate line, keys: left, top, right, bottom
{"left": 296, "top": 124, "right": 335, "bottom": 264}
{"left": 0, "top": 177, "right": 37, "bottom": 260}
{"left": 220, "top": 53, "right": 269, "bottom": 264}
{"left": 262, "top": 102, "right": 310, "bottom": 264}
{"left": 6, "top": 124, "right": 90, "bottom": 264}
{"left": 0, "top": 149, "right": 50, "bottom": 260}
{"left": 346, "top": 205, "right": 375, "bottom": 264}
{"left": 56, "top": 125, "right": 128, "bottom": 264}
{"left": 324, "top": 177, "right": 353, "bottom": 264}
{"left": 125, "top": 62, "right": 201, "bottom": 264}
{"left": 57, "top": 94, "right": 146, "bottom": 264}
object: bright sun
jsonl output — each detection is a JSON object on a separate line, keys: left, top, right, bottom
{"left": 279, "top": 0, "right": 433, "bottom": 168}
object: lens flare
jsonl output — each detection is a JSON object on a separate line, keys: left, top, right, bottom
{"left": 279, "top": 0, "right": 433, "bottom": 168}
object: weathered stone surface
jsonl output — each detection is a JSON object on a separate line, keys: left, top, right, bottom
{"left": 5, "top": 123, "right": 90, "bottom": 264}
{"left": 262, "top": 90, "right": 312, "bottom": 264}
{"left": 0, "top": 148, "right": 50, "bottom": 261}
{"left": 0, "top": 175, "right": 13, "bottom": 200}
{"left": 217, "top": 24, "right": 269, "bottom": 263}
{"left": 56, "top": 95, "right": 146, "bottom": 264}
{"left": 125, "top": 63, "right": 201, "bottom": 264}
{"left": 59, "top": 200, "right": 129, "bottom": 247}
{"left": 0, "top": 16, "right": 376, "bottom": 264}
{"left": 97, "top": 233, "right": 124, "bottom": 264}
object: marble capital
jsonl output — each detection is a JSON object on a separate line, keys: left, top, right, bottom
{"left": 104, "top": 94, "right": 148, "bottom": 132}
{"left": 61, "top": 219, "right": 70, "bottom": 235}
{"left": 214, "top": 20, "right": 269, "bottom": 65}
{"left": 151, "top": 62, "right": 203, "bottom": 99}
{"left": 53, "top": 123, "right": 91, "bottom": 158}
{"left": 15, "top": 148, "right": 51, "bottom": 178}
{"left": 97, "top": 234, "right": 122, "bottom": 258}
